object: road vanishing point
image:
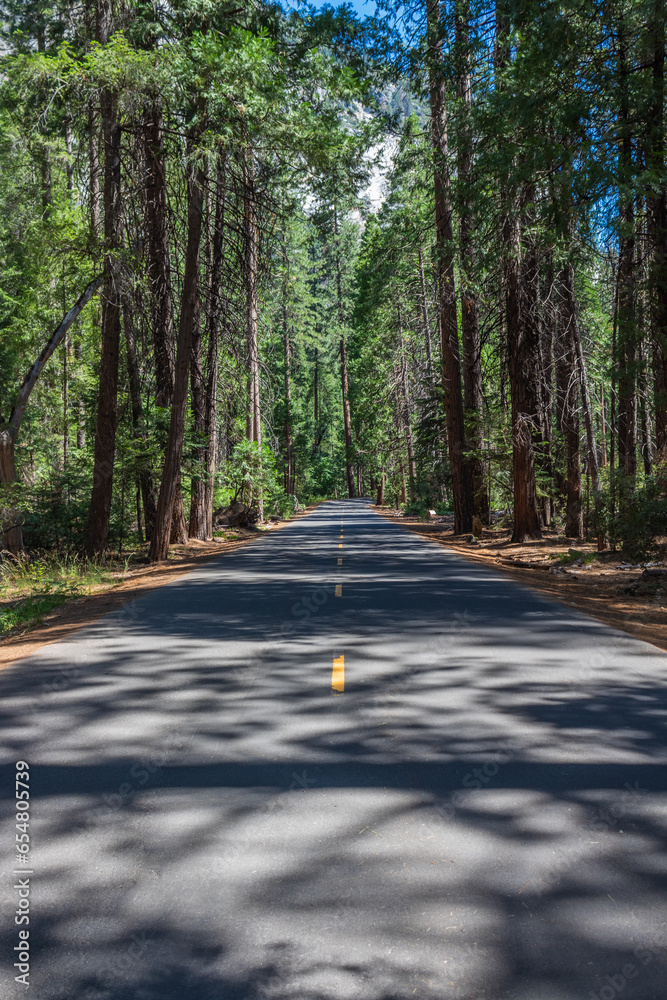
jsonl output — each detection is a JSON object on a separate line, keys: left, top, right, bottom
{"left": 1, "top": 500, "right": 666, "bottom": 999}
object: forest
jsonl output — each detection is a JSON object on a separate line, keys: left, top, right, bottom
{"left": 0, "top": 0, "right": 666, "bottom": 577}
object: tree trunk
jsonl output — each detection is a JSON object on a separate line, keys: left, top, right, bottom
{"left": 398, "top": 304, "right": 417, "bottom": 488}
{"left": 418, "top": 246, "right": 433, "bottom": 374}
{"left": 145, "top": 102, "right": 175, "bottom": 409}
{"left": 89, "top": 104, "right": 101, "bottom": 237}
{"left": 244, "top": 147, "right": 263, "bottom": 519}
{"left": 204, "top": 153, "right": 225, "bottom": 539}
{"left": 282, "top": 237, "right": 294, "bottom": 496}
{"left": 565, "top": 268, "right": 600, "bottom": 496}
{"left": 188, "top": 278, "right": 206, "bottom": 539}
{"left": 600, "top": 383, "right": 608, "bottom": 466}
{"left": 0, "top": 434, "right": 23, "bottom": 554}
{"left": 557, "top": 266, "right": 583, "bottom": 538}
{"left": 496, "top": 2, "right": 541, "bottom": 542}
{"left": 75, "top": 340, "right": 86, "bottom": 449}
{"left": 398, "top": 454, "right": 407, "bottom": 504}
{"left": 456, "top": 0, "right": 488, "bottom": 525}
{"left": 62, "top": 335, "right": 69, "bottom": 468}
{"left": 149, "top": 160, "right": 205, "bottom": 562}
{"left": 427, "top": 0, "right": 473, "bottom": 535}
{"left": 647, "top": 1, "right": 667, "bottom": 462}
{"left": 617, "top": 18, "right": 637, "bottom": 476}
{"left": 86, "top": 5, "right": 122, "bottom": 557}
{"left": 540, "top": 259, "right": 557, "bottom": 524}
{"left": 340, "top": 334, "right": 357, "bottom": 498}
{"left": 377, "top": 472, "right": 385, "bottom": 506}
{"left": 124, "top": 300, "right": 156, "bottom": 540}
{"left": 314, "top": 347, "right": 319, "bottom": 426}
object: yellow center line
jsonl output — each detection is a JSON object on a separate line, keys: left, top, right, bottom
{"left": 338, "top": 543, "right": 343, "bottom": 548}
{"left": 335, "top": 584, "right": 342, "bottom": 597}
{"left": 337, "top": 558, "right": 342, "bottom": 565}
{"left": 332, "top": 655, "right": 345, "bottom": 693}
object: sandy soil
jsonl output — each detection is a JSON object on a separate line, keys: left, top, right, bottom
{"left": 376, "top": 506, "right": 667, "bottom": 655}
{"left": 0, "top": 508, "right": 317, "bottom": 670}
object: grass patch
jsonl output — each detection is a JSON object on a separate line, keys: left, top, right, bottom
{"left": 0, "top": 554, "right": 121, "bottom": 638}
{"left": 556, "top": 549, "right": 598, "bottom": 565}
{"left": 0, "top": 593, "right": 71, "bottom": 636}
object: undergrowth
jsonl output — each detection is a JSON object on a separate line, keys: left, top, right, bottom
{"left": 0, "top": 555, "right": 121, "bottom": 637}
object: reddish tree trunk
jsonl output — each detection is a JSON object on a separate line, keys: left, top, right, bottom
{"left": 86, "top": 11, "right": 122, "bottom": 557}
{"left": 557, "top": 267, "right": 583, "bottom": 538}
{"left": 204, "top": 154, "right": 225, "bottom": 538}
{"left": 150, "top": 160, "right": 205, "bottom": 562}
{"left": 427, "top": 0, "right": 473, "bottom": 534}
{"left": 456, "top": 0, "right": 488, "bottom": 525}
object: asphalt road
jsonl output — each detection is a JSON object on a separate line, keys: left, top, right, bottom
{"left": 1, "top": 499, "right": 667, "bottom": 1000}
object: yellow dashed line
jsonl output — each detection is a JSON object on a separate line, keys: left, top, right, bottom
{"left": 337, "top": 558, "right": 342, "bottom": 565}
{"left": 338, "top": 543, "right": 343, "bottom": 548}
{"left": 335, "top": 584, "right": 342, "bottom": 597}
{"left": 332, "top": 655, "right": 345, "bottom": 693}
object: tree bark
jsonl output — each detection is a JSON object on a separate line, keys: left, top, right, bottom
{"left": 540, "top": 258, "right": 557, "bottom": 525}
{"left": 647, "top": 1, "right": 667, "bottom": 462}
{"left": 427, "top": 0, "right": 473, "bottom": 535}
{"left": 398, "top": 303, "right": 417, "bottom": 488}
{"left": 557, "top": 266, "right": 583, "bottom": 538}
{"left": 340, "top": 334, "right": 356, "bottom": 498}
{"left": 617, "top": 17, "right": 638, "bottom": 476}
{"left": 149, "top": 160, "right": 205, "bottom": 562}
{"left": 376, "top": 472, "right": 385, "bottom": 506}
{"left": 428, "top": 1, "right": 466, "bottom": 521}
{"left": 89, "top": 105, "right": 101, "bottom": 236}
{"left": 282, "top": 239, "right": 294, "bottom": 496}
{"left": 188, "top": 274, "right": 206, "bottom": 539}
{"left": 144, "top": 106, "right": 175, "bottom": 409}
{"left": 204, "top": 153, "right": 225, "bottom": 539}
{"left": 86, "top": 0, "right": 122, "bottom": 556}
{"left": 456, "top": 0, "right": 488, "bottom": 524}
{"left": 124, "top": 300, "right": 157, "bottom": 540}
{"left": 244, "top": 147, "right": 263, "bottom": 519}
{"left": 496, "top": 1, "right": 542, "bottom": 542}
{"left": 418, "top": 246, "right": 433, "bottom": 374}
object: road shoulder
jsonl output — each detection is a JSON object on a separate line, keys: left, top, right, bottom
{"left": 375, "top": 506, "right": 667, "bottom": 655}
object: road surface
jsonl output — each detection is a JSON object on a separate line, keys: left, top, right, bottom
{"left": 1, "top": 499, "right": 666, "bottom": 999}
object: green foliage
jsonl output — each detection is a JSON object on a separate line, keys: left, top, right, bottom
{"left": 0, "top": 551, "right": 116, "bottom": 636}
{"left": 595, "top": 467, "right": 667, "bottom": 562}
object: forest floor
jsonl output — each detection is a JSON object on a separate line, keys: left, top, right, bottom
{"left": 0, "top": 506, "right": 319, "bottom": 669}
{"left": 377, "top": 506, "right": 667, "bottom": 655}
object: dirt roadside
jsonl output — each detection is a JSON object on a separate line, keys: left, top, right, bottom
{"left": 0, "top": 507, "right": 318, "bottom": 670}
{"left": 377, "top": 506, "right": 667, "bottom": 655}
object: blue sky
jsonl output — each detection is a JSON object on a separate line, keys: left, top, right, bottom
{"left": 283, "top": 1, "right": 379, "bottom": 17}
{"left": 347, "top": 0, "right": 377, "bottom": 13}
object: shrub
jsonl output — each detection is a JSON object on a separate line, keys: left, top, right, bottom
{"left": 595, "top": 465, "right": 667, "bottom": 561}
